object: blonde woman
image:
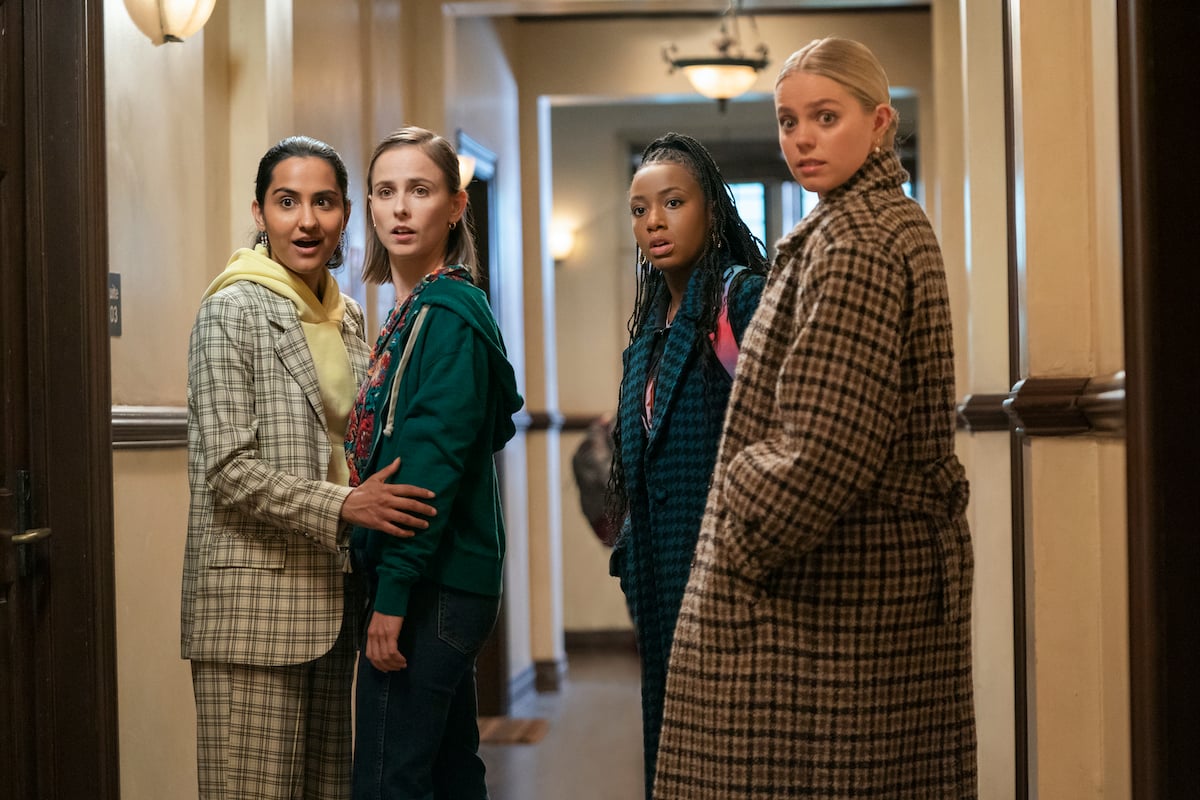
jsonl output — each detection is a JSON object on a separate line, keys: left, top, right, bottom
{"left": 655, "top": 39, "right": 977, "bottom": 798}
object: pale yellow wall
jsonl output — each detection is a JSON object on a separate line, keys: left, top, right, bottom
{"left": 448, "top": 15, "right": 536, "bottom": 684}
{"left": 1009, "top": 0, "right": 1129, "bottom": 796}
{"left": 104, "top": 0, "right": 216, "bottom": 795}
{"left": 932, "top": 1, "right": 1017, "bottom": 796}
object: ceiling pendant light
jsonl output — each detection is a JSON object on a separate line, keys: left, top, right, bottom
{"left": 124, "top": 0, "right": 217, "bottom": 45}
{"left": 663, "top": 0, "right": 769, "bottom": 112}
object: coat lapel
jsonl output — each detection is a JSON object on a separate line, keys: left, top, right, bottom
{"left": 618, "top": 331, "right": 655, "bottom": 494}
{"left": 264, "top": 295, "right": 327, "bottom": 430}
{"left": 645, "top": 274, "right": 708, "bottom": 454}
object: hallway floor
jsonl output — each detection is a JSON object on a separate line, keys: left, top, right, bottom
{"left": 482, "top": 648, "right": 645, "bottom": 799}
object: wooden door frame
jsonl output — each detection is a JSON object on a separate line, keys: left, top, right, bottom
{"left": 20, "top": 0, "right": 119, "bottom": 796}
{"left": 1118, "top": 2, "right": 1200, "bottom": 796}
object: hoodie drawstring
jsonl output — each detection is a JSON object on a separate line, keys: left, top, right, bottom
{"left": 382, "top": 305, "right": 430, "bottom": 438}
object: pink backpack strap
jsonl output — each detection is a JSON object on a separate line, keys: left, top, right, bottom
{"left": 709, "top": 266, "right": 746, "bottom": 379}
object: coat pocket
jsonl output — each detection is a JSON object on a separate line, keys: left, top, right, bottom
{"left": 207, "top": 534, "right": 287, "bottom": 570}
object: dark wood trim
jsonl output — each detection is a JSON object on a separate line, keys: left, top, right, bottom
{"left": 111, "top": 405, "right": 188, "bottom": 449}
{"left": 23, "top": 0, "right": 120, "bottom": 796}
{"left": 522, "top": 411, "right": 599, "bottom": 433}
{"left": 1003, "top": 377, "right": 1092, "bottom": 436}
{"left": 1001, "top": 4, "right": 1028, "bottom": 795}
{"left": 524, "top": 410, "right": 563, "bottom": 431}
{"left": 1118, "top": 2, "right": 1200, "bottom": 796}
{"left": 534, "top": 656, "right": 567, "bottom": 693}
{"left": 564, "top": 628, "right": 638, "bottom": 653}
{"left": 958, "top": 372, "right": 1126, "bottom": 438}
{"left": 956, "top": 393, "right": 1011, "bottom": 432}
{"left": 1077, "top": 371, "right": 1126, "bottom": 436}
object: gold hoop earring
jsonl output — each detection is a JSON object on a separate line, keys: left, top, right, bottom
{"left": 449, "top": 221, "right": 457, "bottom": 230}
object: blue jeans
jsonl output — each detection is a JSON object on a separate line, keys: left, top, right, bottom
{"left": 352, "top": 581, "right": 500, "bottom": 800}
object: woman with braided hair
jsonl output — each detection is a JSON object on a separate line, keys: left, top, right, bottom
{"left": 607, "top": 131, "right": 768, "bottom": 799}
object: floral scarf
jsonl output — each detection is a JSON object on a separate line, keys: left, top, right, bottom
{"left": 345, "top": 265, "right": 473, "bottom": 487}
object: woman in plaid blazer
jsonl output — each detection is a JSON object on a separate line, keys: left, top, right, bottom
{"left": 609, "top": 133, "right": 768, "bottom": 799}
{"left": 182, "top": 136, "right": 437, "bottom": 800}
{"left": 654, "top": 40, "right": 977, "bottom": 798}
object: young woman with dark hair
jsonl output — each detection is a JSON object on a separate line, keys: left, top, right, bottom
{"left": 183, "top": 135, "right": 437, "bottom": 800}
{"left": 607, "top": 131, "right": 768, "bottom": 799}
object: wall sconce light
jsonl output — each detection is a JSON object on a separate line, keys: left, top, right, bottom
{"left": 663, "top": 0, "right": 768, "bottom": 112}
{"left": 549, "top": 224, "right": 576, "bottom": 263}
{"left": 124, "top": 0, "right": 217, "bottom": 45}
{"left": 457, "top": 155, "right": 477, "bottom": 190}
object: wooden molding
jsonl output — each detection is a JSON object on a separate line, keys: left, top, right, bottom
{"left": 522, "top": 411, "right": 600, "bottom": 432}
{"left": 534, "top": 657, "right": 567, "bottom": 693}
{"left": 564, "top": 628, "right": 638, "bottom": 653}
{"left": 1003, "top": 377, "right": 1092, "bottom": 435}
{"left": 111, "top": 405, "right": 187, "bottom": 449}
{"left": 1077, "top": 371, "right": 1126, "bottom": 435}
{"left": 957, "top": 371, "right": 1126, "bottom": 438}
{"left": 957, "top": 393, "right": 1012, "bottom": 432}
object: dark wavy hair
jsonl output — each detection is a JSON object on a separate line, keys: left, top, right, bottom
{"left": 605, "top": 132, "right": 769, "bottom": 533}
{"left": 254, "top": 135, "right": 351, "bottom": 268}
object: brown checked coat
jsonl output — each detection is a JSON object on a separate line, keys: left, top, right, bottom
{"left": 654, "top": 151, "right": 977, "bottom": 799}
{"left": 181, "top": 280, "right": 370, "bottom": 667}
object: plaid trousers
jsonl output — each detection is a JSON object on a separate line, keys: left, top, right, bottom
{"left": 191, "top": 614, "right": 356, "bottom": 800}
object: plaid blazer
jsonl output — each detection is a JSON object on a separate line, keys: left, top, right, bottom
{"left": 654, "top": 152, "right": 977, "bottom": 799}
{"left": 181, "top": 280, "right": 370, "bottom": 666}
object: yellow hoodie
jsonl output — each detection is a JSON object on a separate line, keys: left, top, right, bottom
{"left": 204, "top": 245, "right": 355, "bottom": 486}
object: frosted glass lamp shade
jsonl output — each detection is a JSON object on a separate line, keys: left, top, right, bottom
{"left": 124, "top": 0, "right": 217, "bottom": 45}
{"left": 680, "top": 63, "right": 760, "bottom": 100}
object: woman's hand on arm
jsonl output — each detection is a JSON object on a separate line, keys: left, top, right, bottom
{"left": 340, "top": 458, "right": 437, "bottom": 538}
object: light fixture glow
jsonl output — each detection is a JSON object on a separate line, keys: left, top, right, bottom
{"left": 678, "top": 63, "right": 760, "bottom": 100}
{"left": 457, "top": 155, "right": 477, "bottom": 190}
{"left": 663, "top": 1, "right": 768, "bottom": 111}
{"left": 124, "top": 0, "right": 216, "bottom": 45}
{"left": 549, "top": 225, "right": 576, "bottom": 263}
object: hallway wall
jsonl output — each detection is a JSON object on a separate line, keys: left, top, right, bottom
{"left": 101, "top": 1, "right": 1133, "bottom": 797}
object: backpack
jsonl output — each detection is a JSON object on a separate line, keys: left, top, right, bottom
{"left": 710, "top": 265, "right": 746, "bottom": 379}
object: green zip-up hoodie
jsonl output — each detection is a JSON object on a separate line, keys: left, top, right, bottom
{"left": 352, "top": 277, "right": 522, "bottom": 616}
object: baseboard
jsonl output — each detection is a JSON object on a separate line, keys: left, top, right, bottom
{"left": 564, "top": 628, "right": 638, "bottom": 654}
{"left": 534, "top": 656, "right": 567, "bottom": 693}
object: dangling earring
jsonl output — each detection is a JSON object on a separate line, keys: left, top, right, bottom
{"left": 873, "top": 140, "right": 882, "bottom": 154}
{"left": 636, "top": 248, "right": 647, "bottom": 268}
{"left": 711, "top": 230, "right": 722, "bottom": 250}
{"left": 258, "top": 230, "right": 270, "bottom": 254}
{"left": 326, "top": 229, "right": 347, "bottom": 267}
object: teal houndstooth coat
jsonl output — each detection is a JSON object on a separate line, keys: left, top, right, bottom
{"left": 654, "top": 151, "right": 978, "bottom": 799}
{"left": 611, "top": 264, "right": 764, "bottom": 798}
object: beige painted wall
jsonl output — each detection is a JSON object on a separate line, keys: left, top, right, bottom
{"left": 105, "top": 0, "right": 217, "bottom": 796}
{"left": 102, "top": 2, "right": 1132, "bottom": 796}
{"left": 1009, "top": 1, "right": 1129, "bottom": 796}
{"left": 448, "top": 15, "right": 536, "bottom": 685}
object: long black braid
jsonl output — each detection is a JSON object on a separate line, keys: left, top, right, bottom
{"left": 605, "top": 132, "right": 769, "bottom": 537}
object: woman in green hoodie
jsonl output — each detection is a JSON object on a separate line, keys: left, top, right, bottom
{"left": 345, "top": 126, "right": 523, "bottom": 800}
{"left": 183, "top": 136, "right": 439, "bottom": 800}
